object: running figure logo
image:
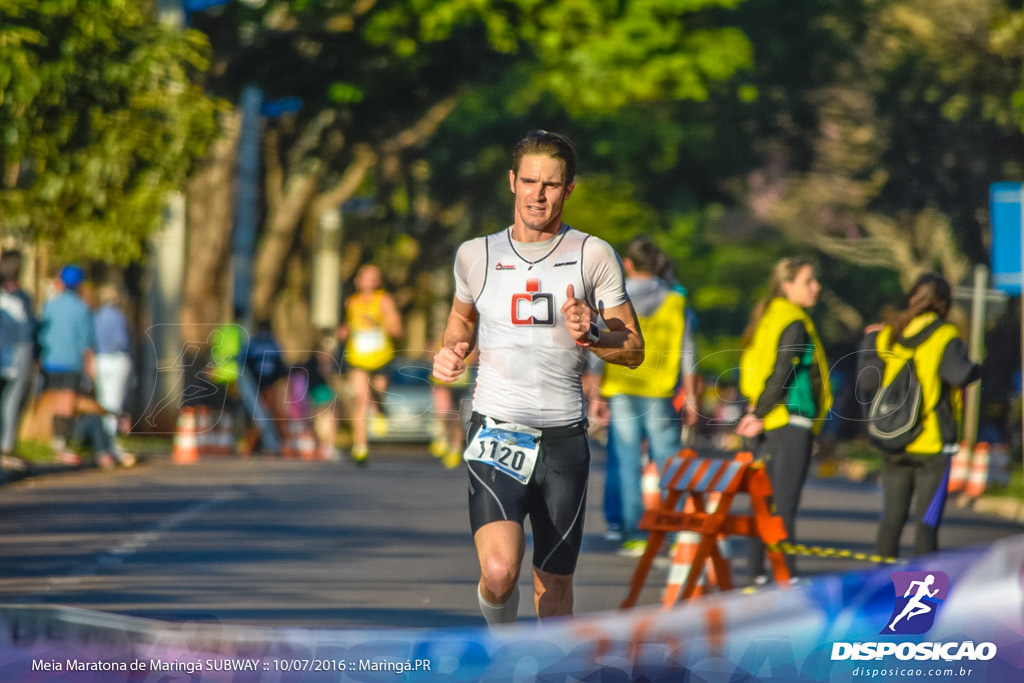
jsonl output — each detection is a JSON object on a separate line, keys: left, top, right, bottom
{"left": 884, "top": 571, "right": 949, "bottom": 635}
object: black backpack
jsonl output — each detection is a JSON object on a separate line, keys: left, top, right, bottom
{"left": 867, "top": 320, "right": 943, "bottom": 453}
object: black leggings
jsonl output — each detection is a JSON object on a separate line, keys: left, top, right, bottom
{"left": 466, "top": 413, "right": 591, "bottom": 576}
{"left": 747, "top": 425, "right": 814, "bottom": 578}
{"left": 876, "top": 452, "right": 950, "bottom": 558}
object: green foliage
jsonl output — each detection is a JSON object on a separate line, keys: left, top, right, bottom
{"left": 0, "top": 0, "right": 222, "bottom": 263}
{"left": 562, "top": 174, "right": 663, "bottom": 248}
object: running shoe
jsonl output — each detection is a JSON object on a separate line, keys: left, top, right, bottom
{"left": 351, "top": 444, "right": 369, "bottom": 467}
{"left": 442, "top": 448, "right": 462, "bottom": 470}
{"left": 370, "top": 414, "right": 388, "bottom": 437}
{"left": 742, "top": 575, "right": 772, "bottom": 594}
{"left": 429, "top": 438, "right": 449, "bottom": 458}
{"left": 616, "top": 539, "right": 648, "bottom": 558}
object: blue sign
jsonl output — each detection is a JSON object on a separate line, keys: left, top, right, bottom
{"left": 260, "top": 97, "right": 303, "bottom": 118}
{"left": 990, "top": 182, "right": 1023, "bottom": 294}
{"left": 184, "top": 0, "right": 229, "bottom": 10}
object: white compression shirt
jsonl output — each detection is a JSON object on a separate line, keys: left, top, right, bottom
{"left": 454, "top": 224, "right": 629, "bottom": 428}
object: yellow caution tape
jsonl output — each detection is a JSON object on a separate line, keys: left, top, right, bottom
{"left": 766, "top": 542, "right": 906, "bottom": 565}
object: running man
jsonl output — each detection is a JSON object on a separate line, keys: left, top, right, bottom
{"left": 432, "top": 130, "right": 644, "bottom": 625}
{"left": 889, "top": 574, "right": 939, "bottom": 631}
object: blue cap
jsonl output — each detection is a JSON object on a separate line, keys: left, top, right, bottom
{"left": 60, "top": 265, "right": 86, "bottom": 288}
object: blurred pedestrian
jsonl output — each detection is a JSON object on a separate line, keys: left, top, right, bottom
{"left": 429, "top": 346, "right": 477, "bottom": 470}
{"left": 736, "top": 256, "right": 832, "bottom": 586}
{"left": 856, "top": 273, "right": 981, "bottom": 558}
{"left": 339, "top": 264, "right": 402, "bottom": 466}
{"left": 244, "top": 318, "right": 287, "bottom": 450}
{"left": 598, "top": 237, "right": 697, "bottom": 557}
{"left": 432, "top": 129, "right": 643, "bottom": 624}
{"left": 0, "top": 250, "right": 37, "bottom": 460}
{"left": 93, "top": 283, "right": 134, "bottom": 464}
{"left": 283, "top": 331, "right": 341, "bottom": 461}
{"left": 244, "top": 319, "right": 286, "bottom": 397}
{"left": 208, "top": 312, "right": 281, "bottom": 455}
{"left": 307, "top": 330, "right": 342, "bottom": 460}
{"left": 71, "top": 394, "right": 127, "bottom": 469}
{"left": 38, "top": 265, "right": 96, "bottom": 458}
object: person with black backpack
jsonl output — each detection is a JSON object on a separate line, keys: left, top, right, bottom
{"left": 856, "top": 273, "right": 980, "bottom": 559}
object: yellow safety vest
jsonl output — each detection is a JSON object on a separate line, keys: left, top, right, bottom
{"left": 875, "top": 314, "right": 961, "bottom": 454}
{"left": 344, "top": 290, "right": 395, "bottom": 371}
{"left": 602, "top": 290, "right": 686, "bottom": 399}
{"left": 739, "top": 297, "right": 833, "bottom": 434}
{"left": 209, "top": 323, "right": 243, "bottom": 385}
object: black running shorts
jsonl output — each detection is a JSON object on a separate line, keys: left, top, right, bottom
{"left": 466, "top": 412, "right": 591, "bottom": 576}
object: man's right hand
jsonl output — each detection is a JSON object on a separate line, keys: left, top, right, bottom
{"left": 433, "top": 341, "right": 470, "bottom": 383}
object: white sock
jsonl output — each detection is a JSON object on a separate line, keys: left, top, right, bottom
{"left": 478, "top": 584, "right": 519, "bottom": 626}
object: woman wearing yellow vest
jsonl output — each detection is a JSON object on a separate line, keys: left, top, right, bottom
{"left": 600, "top": 238, "right": 698, "bottom": 557}
{"left": 856, "top": 274, "right": 980, "bottom": 558}
{"left": 339, "top": 264, "right": 403, "bottom": 465}
{"left": 737, "top": 256, "right": 833, "bottom": 585}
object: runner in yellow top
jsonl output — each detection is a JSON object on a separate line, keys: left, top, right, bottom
{"left": 339, "top": 264, "right": 403, "bottom": 465}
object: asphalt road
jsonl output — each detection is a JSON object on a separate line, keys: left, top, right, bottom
{"left": 0, "top": 443, "right": 1021, "bottom": 631}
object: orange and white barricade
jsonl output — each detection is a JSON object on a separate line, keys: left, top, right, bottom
{"left": 622, "top": 450, "right": 787, "bottom": 609}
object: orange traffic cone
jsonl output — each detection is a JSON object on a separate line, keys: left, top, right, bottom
{"left": 212, "top": 412, "right": 237, "bottom": 456}
{"left": 947, "top": 441, "right": 970, "bottom": 493}
{"left": 172, "top": 407, "right": 200, "bottom": 464}
{"left": 642, "top": 460, "right": 661, "bottom": 510}
{"left": 200, "top": 409, "right": 233, "bottom": 457}
{"left": 294, "top": 422, "right": 317, "bottom": 460}
{"left": 194, "top": 406, "right": 213, "bottom": 458}
{"left": 964, "top": 442, "right": 990, "bottom": 498}
{"left": 283, "top": 420, "right": 317, "bottom": 460}
{"left": 282, "top": 420, "right": 298, "bottom": 459}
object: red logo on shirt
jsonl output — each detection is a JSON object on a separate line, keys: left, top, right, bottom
{"left": 511, "top": 278, "right": 554, "bottom": 326}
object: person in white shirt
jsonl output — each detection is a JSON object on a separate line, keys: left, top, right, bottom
{"left": 432, "top": 130, "right": 644, "bottom": 624}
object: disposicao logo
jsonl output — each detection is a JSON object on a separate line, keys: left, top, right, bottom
{"left": 884, "top": 570, "right": 948, "bottom": 635}
{"left": 831, "top": 569, "right": 997, "bottom": 663}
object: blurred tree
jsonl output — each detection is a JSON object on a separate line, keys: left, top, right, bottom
{"left": 185, "top": 0, "right": 755, "bottom": 337}
{"left": 0, "top": 0, "right": 221, "bottom": 264}
{"left": 736, "top": 0, "right": 1024, "bottom": 289}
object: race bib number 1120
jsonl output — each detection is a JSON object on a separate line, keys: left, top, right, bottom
{"left": 464, "top": 424, "right": 541, "bottom": 484}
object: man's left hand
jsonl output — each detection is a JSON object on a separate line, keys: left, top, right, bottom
{"left": 561, "top": 284, "right": 594, "bottom": 343}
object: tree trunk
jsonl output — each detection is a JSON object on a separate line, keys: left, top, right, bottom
{"left": 248, "top": 96, "right": 459, "bottom": 340}
{"left": 250, "top": 170, "right": 322, "bottom": 321}
{"left": 182, "top": 109, "right": 242, "bottom": 342}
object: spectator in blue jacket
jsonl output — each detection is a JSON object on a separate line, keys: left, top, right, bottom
{"left": 38, "top": 265, "right": 95, "bottom": 456}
